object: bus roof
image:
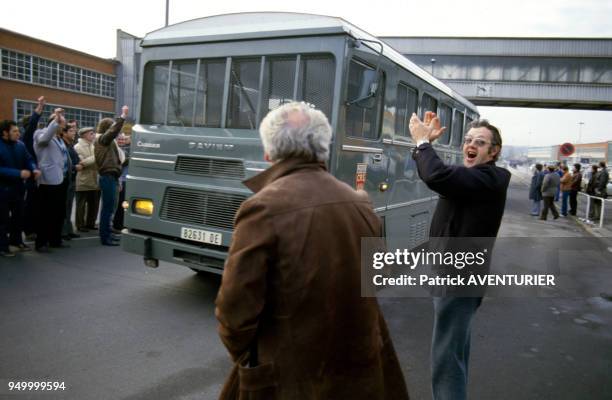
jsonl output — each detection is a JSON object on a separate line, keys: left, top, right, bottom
{"left": 142, "top": 12, "right": 477, "bottom": 111}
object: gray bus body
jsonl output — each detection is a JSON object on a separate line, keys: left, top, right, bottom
{"left": 121, "top": 13, "right": 479, "bottom": 273}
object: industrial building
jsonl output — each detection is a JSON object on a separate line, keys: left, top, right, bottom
{"left": 0, "top": 28, "right": 117, "bottom": 127}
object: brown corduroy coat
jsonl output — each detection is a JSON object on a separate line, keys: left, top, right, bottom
{"left": 215, "top": 158, "right": 409, "bottom": 400}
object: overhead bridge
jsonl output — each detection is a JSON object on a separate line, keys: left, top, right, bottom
{"left": 382, "top": 37, "right": 612, "bottom": 110}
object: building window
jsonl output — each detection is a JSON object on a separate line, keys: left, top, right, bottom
{"left": 32, "top": 57, "right": 58, "bottom": 87}
{"left": 59, "top": 64, "right": 81, "bottom": 91}
{"left": 15, "top": 100, "right": 113, "bottom": 129}
{"left": 1, "top": 48, "right": 115, "bottom": 98}
{"left": 82, "top": 70, "right": 101, "bottom": 95}
{"left": 101, "top": 74, "right": 115, "bottom": 98}
{"left": 1, "top": 50, "right": 31, "bottom": 81}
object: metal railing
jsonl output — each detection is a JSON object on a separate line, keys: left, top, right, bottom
{"left": 577, "top": 192, "right": 612, "bottom": 228}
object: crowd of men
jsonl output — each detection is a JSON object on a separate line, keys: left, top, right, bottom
{"left": 0, "top": 96, "right": 131, "bottom": 257}
{"left": 529, "top": 160, "right": 609, "bottom": 221}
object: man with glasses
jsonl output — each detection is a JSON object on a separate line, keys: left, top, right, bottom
{"left": 409, "top": 112, "right": 510, "bottom": 400}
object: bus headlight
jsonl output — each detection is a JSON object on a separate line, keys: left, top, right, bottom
{"left": 133, "top": 199, "right": 154, "bottom": 216}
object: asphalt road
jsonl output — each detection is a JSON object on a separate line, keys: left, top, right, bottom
{"left": 1, "top": 175, "right": 611, "bottom": 400}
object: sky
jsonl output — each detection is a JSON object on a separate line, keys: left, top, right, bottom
{"left": 3, "top": 0, "right": 612, "bottom": 146}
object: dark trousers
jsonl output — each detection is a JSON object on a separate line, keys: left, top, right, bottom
{"left": 432, "top": 297, "right": 483, "bottom": 400}
{"left": 23, "top": 180, "right": 37, "bottom": 235}
{"left": 99, "top": 174, "right": 118, "bottom": 243}
{"left": 541, "top": 196, "right": 559, "bottom": 220}
{"left": 113, "top": 181, "right": 126, "bottom": 230}
{"left": 0, "top": 194, "right": 25, "bottom": 251}
{"left": 35, "top": 180, "right": 68, "bottom": 248}
{"left": 569, "top": 190, "right": 578, "bottom": 216}
{"left": 62, "top": 179, "right": 76, "bottom": 236}
{"left": 75, "top": 190, "right": 100, "bottom": 229}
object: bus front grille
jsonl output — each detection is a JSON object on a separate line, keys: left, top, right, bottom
{"left": 160, "top": 188, "right": 247, "bottom": 230}
{"left": 175, "top": 156, "right": 245, "bottom": 179}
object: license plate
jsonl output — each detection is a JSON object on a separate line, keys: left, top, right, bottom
{"left": 180, "top": 227, "right": 223, "bottom": 246}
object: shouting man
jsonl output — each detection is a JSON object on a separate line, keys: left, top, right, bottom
{"left": 409, "top": 111, "right": 510, "bottom": 400}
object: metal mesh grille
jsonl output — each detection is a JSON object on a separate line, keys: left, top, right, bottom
{"left": 160, "top": 188, "right": 247, "bottom": 230}
{"left": 261, "top": 57, "right": 296, "bottom": 115}
{"left": 298, "top": 55, "right": 335, "bottom": 119}
{"left": 175, "top": 157, "right": 245, "bottom": 179}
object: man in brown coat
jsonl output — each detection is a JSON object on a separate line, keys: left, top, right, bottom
{"left": 215, "top": 102, "right": 409, "bottom": 400}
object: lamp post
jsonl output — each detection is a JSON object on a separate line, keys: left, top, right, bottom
{"left": 577, "top": 122, "right": 584, "bottom": 161}
{"left": 430, "top": 58, "right": 436, "bottom": 77}
{"left": 165, "top": 0, "right": 169, "bottom": 26}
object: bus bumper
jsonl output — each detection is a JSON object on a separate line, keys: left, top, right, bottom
{"left": 121, "top": 229, "right": 228, "bottom": 274}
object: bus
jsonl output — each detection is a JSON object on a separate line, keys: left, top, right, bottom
{"left": 121, "top": 12, "right": 479, "bottom": 273}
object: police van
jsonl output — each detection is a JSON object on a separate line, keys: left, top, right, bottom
{"left": 121, "top": 12, "right": 479, "bottom": 273}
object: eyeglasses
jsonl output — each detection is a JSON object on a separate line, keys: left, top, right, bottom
{"left": 463, "top": 136, "right": 491, "bottom": 147}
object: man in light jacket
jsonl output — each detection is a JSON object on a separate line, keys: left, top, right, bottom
{"left": 74, "top": 127, "right": 99, "bottom": 232}
{"left": 33, "top": 109, "right": 71, "bottom": 252}
{"left": 540, "top": 165, "right": 560, "bottom": 220}
{"left": 215, "top": 102, "right": 409, "bottom": 400}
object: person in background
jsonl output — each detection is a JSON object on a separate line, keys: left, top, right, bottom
{"left": 559, "top": 165, "right": 572, "bottom": 217}
{"left": 61, "top": 124, "right": 83, "bottom": 240}
{"left": 591, "top": 161, "right": 609, "bottom": 221}
{"left": 540, "top": 165, "right": 560, "bottom": 220}
{"left": 554, "top": 162, "right": 563, "bottom": 202}
{"left": 20, "top": 96, "right": 45, "bottom": 240}
{"left": 95, "top": 106, "right": 128, "bottom": 246}
{"left": 586, "top": 164, "right": 599, "bottom": 220}
{"left": 569, "top": 163, "right": 582, "bottom": 216}
{"left": 113, "top": 130, "right": 131, "bottom": 232}
{"left": 529, "top": 163, "right": 544, "bottom": 216}
{"left": 33, "top": 109, "right": 72, "bottom": 252}
{"left": 0, "top": 120, "right": 40, "bottom": 257}
{"left": 74, "top": 127, "right": 100, "bottom": 232}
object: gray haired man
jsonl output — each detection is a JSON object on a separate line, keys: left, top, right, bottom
{"left": 215, "top": 102, "right": 409, "bottom": 400}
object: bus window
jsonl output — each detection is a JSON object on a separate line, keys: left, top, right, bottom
{"left": 227, "top": 58, "right": 261, "bottom": 129}
{"left": 420, "top": 93, "right": 437, "bottom": 119}
{"left": 141, "top": 62, "right": 171, "bottom": 124}
{"left": 395, "top": 83, "right": 418, "bottom": 137}
{"left": 451, "top": 111, "right": 465, "bottom": 147}
{"left": 261, "top": 56, "right": 296, "bottom": 116}
{"left": 437, "top": 103, "right": 452, "bottom": 145}
{"left": 167, "top": 60, "right": 198, "bottom": 126}
{"left": 297, "top": 55, "right": 335, "bottom": 119}
{"left": 346, "top": 59, "right": 384, "bottom": 140}
{"left": 465, "top": 115, "right": 474, "bottom": 134}
{"left": 194, "top": 59, "right": 225, "bottom": 127}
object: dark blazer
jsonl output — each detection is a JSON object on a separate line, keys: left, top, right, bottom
{"left": 215, "top": 158, "right": 409, "bottom": 400}
{"left": 0, "top": 138, "right": 36, "bottom": 197}
{"left": 413, "top": 143, "right": 511, "bottom": 238}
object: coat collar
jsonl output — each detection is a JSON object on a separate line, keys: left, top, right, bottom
{"left": 243, "top": 158, "right": 327, "bottom": 193}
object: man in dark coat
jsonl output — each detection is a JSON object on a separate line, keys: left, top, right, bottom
{"left": 569, "top": 163, "right": 582, "bottom": 216}
{"left": 540, "top": 165, "right": 560, "bottom": 220}
{"left": 409, "top": 112, "right": 510, "bottom": 400}
{"left": 529, "top": 163, "right": 544, "bottom": 216}
{"left": 0, "top": 120, "right": 40, "bottom": 256}
{"left": 215, "top": 102, "right": 409, "bottom": 400}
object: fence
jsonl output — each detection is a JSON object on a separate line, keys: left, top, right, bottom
{"left": 577, "top": 192, "right": 612, "bottom": 229}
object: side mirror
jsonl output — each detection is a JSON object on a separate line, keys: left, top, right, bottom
{"left": 347, "top": 69, "right": 381, "bottom": 109}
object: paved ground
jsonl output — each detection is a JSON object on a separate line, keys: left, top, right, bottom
{"left": 1, "top": 172, "right": 611, "bottom": 399}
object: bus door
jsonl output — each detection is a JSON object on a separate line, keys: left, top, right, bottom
{"left": 333, "top": 56, "right": 390, "bottom": 212}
